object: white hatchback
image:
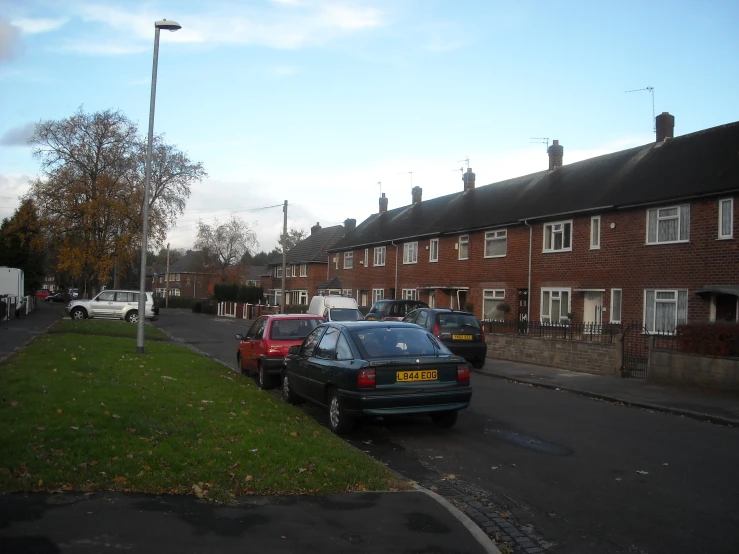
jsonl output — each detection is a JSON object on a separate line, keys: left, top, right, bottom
{"left": 65, "top": 290, "right": 157, "bottom": 323}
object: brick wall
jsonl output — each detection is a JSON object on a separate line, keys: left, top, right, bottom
{"left": 262, "top": 262, "right": 329, "bottom": 301}
{"left": 649, "top": 349, "right": 739, "bottom": 391}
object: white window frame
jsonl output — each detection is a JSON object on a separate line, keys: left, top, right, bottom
{"left": 429, "top": 238, "right": 439, "bottom": 262}
{"left": 364, "top": 248, "right": 368, "bottom": 268}
{"left": 458, "top": 235, "right": 469, "bottom": 260}
{"left": 590, "top": 216, "right": 601, "bottom": 250}
{"left": 300, "top": 264, "right": 307, "bottom": 277}
{"left": 540, "top": 287, "right": 571, "bottom": 323}
{"left": 334, "top": 254, "right": 339, "bottom": 269}
{"left": 344, "top": 251, "right": 354, "bottom": 269}
{"left": 373, "top": 246, "right": 386, "bottom": 267}
{"left": 403, "top": 241, "right": 418, "bottom": 264}
{"left": 275, "top": 266, "right": 282, "bottom": 278}
{"left": 291, "top": 265, "right": 297, "bottom": 277}
{"left": 342, "top": 288, "right": 352, "bottom": 297}
{"left": 543, "top": 220, "right": 573, "bottom": 252}
{"left": 719, "top": 198, "right": 733, "bottom": 239}
{"left": 402, "top": 288, "right": 417, "bottom": 300}
{"left": 482, "top": 289, "right": 506, "bottom": 321}
{"left": 610, "top": 288, "right": 622, "bottom": 324}
{"left": 646, "top": 205, "right": 690, "bottom": 244}
{"left": 372, "top": 288, "right": 384, "bottom": 302}
{"left": 643, "top": 289, "right": 688, "bottom": 335}
{"left": 484, "top": 230, "right": 507, "bottom": 258}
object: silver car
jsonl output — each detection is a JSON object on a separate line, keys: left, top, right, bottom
{"left": 65, "top": 290, "right": 157, "bottom": 323}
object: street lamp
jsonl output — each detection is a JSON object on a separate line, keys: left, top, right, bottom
{"left": 137, "top": 19, "right": 181, "bottom": 354}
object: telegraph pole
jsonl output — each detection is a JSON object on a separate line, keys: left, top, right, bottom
{"left": 281, "top": 200, "right": 287, "bottom": 314}
{"left": 165, "top": 242, "right": 170, "bottom": 308}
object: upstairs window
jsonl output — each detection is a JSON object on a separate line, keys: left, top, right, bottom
{"left": 590, "top": 216, "right": 601, "bottom": 249}
{"left": 647, "top": 205, "right": 690, "bottom": 244}
{"left": 458, "top": 235, "right": 469, "bottom": 260}
{"left": 429, "top": 238, "right": 439, "bottom": 262}
{"left": 543, "top": 221, "right": 572, "bottom": 252}
{"left": 484, "top": 230, "right": 507, "bottom": 257}
{"left": 364, "top": 249, "right": 369, "bottom": 267}
{"left": 374, "top": 246, "right": 386, "bottom": 267}
{"left": 403, "top": 242, "right": 418, "bottom": 264}
{"left": 275, "top": 266, "right": 282, "bottom": 278}
{"left": 300, "top": 264, "right": 307, "bottom": 277}
{"left": 344, "top": 251, "right": 354, "bottom": 269}
{"left": 719, "top": 198, "right": 733, "bottom": 239}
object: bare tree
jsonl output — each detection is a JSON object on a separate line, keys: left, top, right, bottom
{"left": 195, "top": 216, "right": 258, "bottom": 280}
{"left": 277, "top": 227, "right": 307, "bottom": 253}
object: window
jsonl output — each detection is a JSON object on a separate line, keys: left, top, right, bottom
{"left": 484, "top": 230, "right": 507, "bottom": 258}
{"left": 290, "top": 291, "right": 308, "bottom": 305}
{"left": 482, "top": 289, "right": 506, "bottom": 320}
{"left": 458, "top": 235, "right": 469, "bottom": 260}
{"left": 644, "top": 290, "right": 688, "bottom": 334}
{"left": 543, "top": 221, "right": 572, "bottom": 252}
{"left": 275, "top": 266, "right": 282, "bottom": 278}
{"left": 647, "top": 205, "right": 690, "bottom": 244}
{"left": 610, "top": 289, "right": 622, "bottom": 324}
{"left": 342, "top": 289, "right": 352, "bottom": 297}
{"left": 364, "top": 248, "right": 368, "bottom": 268}
{"left": 402, "top": 289, "right": 417, "bottom": 300}
{"left": 291, "top": 265, "right": 297, "bottom": 277}
{"left": 429, "top": 238, "right": 439, "bottom": 262}
{"left": 541, "top": 288, "right": 571, "bottom": 323}
{"left": 719, "top": 198, "right": 733, "bottom": 239}
{"left": 590, "top": 216, "right": 601, "bottom": 249}
{"left": 374, "top": 246, "right": 386, "bottom": 266}
{"left": 336, "top": 333, "right": 353, "bottom": 361}
{"left": 403, "top": 241, "right": 418, "bottom": 264}
{"left": 315, "top": 327, "right": 340, "bottom": 359}
{"left": 334, "top": 255, "right": 339, "bottom": 269}
{"left": 300, "top": 264, "right": 307, "bottom": 277}
{"left": 344, "top": 251, "right": 354, "bottom": 269}
{"left": 372, "top": 288, "right": 384, "bottom": 302}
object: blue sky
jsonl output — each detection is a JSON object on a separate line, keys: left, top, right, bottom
{"left": 1, "top": 0, "right": 738, "bottom": 252}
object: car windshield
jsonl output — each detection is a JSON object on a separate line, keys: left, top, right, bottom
{"left": 438, "top": 313, "right": 481, "bottom": 329}
{"left": 330, "top": 309, "right": 364, "bottom": 321}
{"left": 270, "top": 319, "right": 323, "bottom": 340}
{"left": 350, "top": 327, "right": 450, "bottom": 359}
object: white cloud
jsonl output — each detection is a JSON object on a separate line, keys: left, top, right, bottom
{"left": 0, "top": 17, "right": 22, "bottom": 62}
{"left": 0, "top": 174, "right": 33, "bottom": 220}
{"left": 11, "top": 17, "right": 68, "bottom": 34}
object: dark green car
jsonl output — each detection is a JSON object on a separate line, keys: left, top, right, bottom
{"left": 281, "top": 321, "right": 472, "bottom": 434}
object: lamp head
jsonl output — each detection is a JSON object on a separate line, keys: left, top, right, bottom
{"left": 155, "top": 19, "right": 182, "bottom": 32}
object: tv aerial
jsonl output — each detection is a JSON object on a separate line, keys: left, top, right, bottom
{"left": 530, "top": 137, "right": 550, "bottom": 150}
{"left": 625, "top": 86, "right": 655, "bottom": 131}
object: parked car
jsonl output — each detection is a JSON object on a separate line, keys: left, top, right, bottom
{"left": 307, "top": 295, "right": 364, "bottom": 321}
{"left": 365, "top": 299, "right": 429, "bottom": 321}
{"left": 281, "top": 321, "right": 472, "bottom": 434}
{"left": 402, "top": 308, "right": 487, "bottom": 369}
{"left": 45, "top": 292, "right": 67, "bottom": 303}
{"left": 34, "top": 290, "right": 51, "bottom": 298}
{"left": 65, "top": 290, "right": 157, "bottom": 322}
{"left": 235, "top": 314, "right": 325, "bottom": 390}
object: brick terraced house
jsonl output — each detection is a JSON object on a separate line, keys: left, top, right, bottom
{"left": 326, "top": 113, "right": 739, "bottom": 334}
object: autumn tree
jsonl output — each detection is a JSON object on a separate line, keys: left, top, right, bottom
{"left": 194, "top": 216, "right": 258, "bottom": 281}
{"left": 277, "top": 227, "right": 307, "bottom": 253}
{"left": 0, "top": 199, "right": 46, "bottom": 291}
{"left": 25, "top": 107, "right": 206, "bottom": 289}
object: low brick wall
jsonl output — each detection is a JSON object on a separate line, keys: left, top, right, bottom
{"left": 486, "top": 334, "right": 620, "bottom": 376}
{"left": 648, "top": 349, "right": 739, "bottom": 391}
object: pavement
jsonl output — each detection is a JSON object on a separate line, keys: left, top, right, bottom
{"left": 2, "top": 304, "right": 738, "bottom": 553}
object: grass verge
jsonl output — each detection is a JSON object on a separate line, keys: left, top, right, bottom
{"left": 51, "top": 319, "right": 169, "bottom": 340}
{"left": 0, "top": 324, "right": 404, "bottom": 501}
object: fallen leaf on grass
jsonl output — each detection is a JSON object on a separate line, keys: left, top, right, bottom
{"left": 192, "top": 484, "right": 206, "bottom": 499}
{"left": 112, "top": 414, "right": 121, "bottom": 419}
{"left": 290, "top": 431, "right": 298, "bottom": 437}
{"left": 298, "top": 468, "right": 307, "bottom": 474}
{"left": 245, "top": 475, "right": 253, "bottom": 482}
{"left": 71, "top": 426, "right": 79, "bottom": 431}
{"left": 441, "top": 474, "right": 456, "bottom": 480}
{"left": 143, "top": 466, "right": 151, "bottom": 471}
{"left": 114, "top": 476, "right": 127, "bottom": 483}
{"left": 57, "top": 409, "right": 63, "bottom": 414}
{"left": 161, "top": 376, "right": 177, "bottom": 381}
{"left": 37, "top": 427, "right": 45, "bottom": 431}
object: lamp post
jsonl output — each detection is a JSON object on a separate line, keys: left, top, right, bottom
{"left": 137, "top": 19, "right": 181, "bottom": 354}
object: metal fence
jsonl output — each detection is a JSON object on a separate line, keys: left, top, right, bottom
{"left": 482, "top": 319, "right": 622, "bottom": 344}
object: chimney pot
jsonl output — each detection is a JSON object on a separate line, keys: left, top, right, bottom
{"left": 310, "top": 222, "right": 322, "bottom": 235}
{"left": 412, "top": 186, "right": 422, "bottom": 204}
{"left": 344, "top": 218, "right": 356, "bottom": 232}
{"left": 656, "top": 112, "right": 675, "bottom": 142}
{"left": 463, "top": 168, "right": 476, "bottom": 191}
{"left": 547, "top": 140, "right": 564, "bottom": 170}
{"left": 379, "top": 192, "right": 388, "bottom": 214}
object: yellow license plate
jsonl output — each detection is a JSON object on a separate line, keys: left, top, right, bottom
{"left": 452, "top": 334, "right": 473, "bottom": 340}
{"left": 396, "top": 370, "right": 438, "bottom": 382}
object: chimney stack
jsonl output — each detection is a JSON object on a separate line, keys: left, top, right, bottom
{"left": 548, "top": 140, "right": 563, "bottom": 170}
{"left": 379, "top": 192, "right": 388, "bottom": 214}
{"left": 462, "top": 168, "right": 476, "bottom": 191}
{"left": 412, "top": 186, "right": 422, "bottom": 204}
{"left": 311, "top": 222, "right": 321, "bottom": 235}
{"left": 656, "top": 112, "right": 674, "bottom": 142}
{"left": 344, "top": 218, "right": 356, "bottom": 232}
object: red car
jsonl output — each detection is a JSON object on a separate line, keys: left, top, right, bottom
{"left": 35, "top": 290, "right": 52, "bottom": 298}
{"left": 235, "top": 314, "right": 325, "bottom": 390}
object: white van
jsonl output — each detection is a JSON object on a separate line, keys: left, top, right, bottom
{"left": 307, "top": 295, "right": 364, "bottom": 322}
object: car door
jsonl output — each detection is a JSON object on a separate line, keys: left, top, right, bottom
{"left": 290, "top": 326, "right": 325, "bottom": 399}
{"left": 114, "top": 291, "right": 136, "bottom": 319}
{"left": 244, "top": 317, "right": 267, "bottom": 373}
{"left": 303, "top": 326, "right": 342, "bottom": 404}
{"left": 414, "top": 309, "right": 430, "bottom": 331}
{"left": 90, "top": 290, "right": 116, "bottom": 317}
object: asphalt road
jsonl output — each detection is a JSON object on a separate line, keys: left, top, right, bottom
{"left": 153, "top": 309, "right": 739, "bottom": 554}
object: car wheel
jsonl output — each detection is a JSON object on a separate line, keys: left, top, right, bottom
{"left": 257, "top": 362, "right": 276, "bottom": 390}
{"left": 431, "top": 410, "right": 458, "bottom": 429}
{"left": 281, "top": 372, "right": 303, "bottom": 405}
{"left": 471, "top": 359, "right": 485, "bottom": 370}
{"left": 125, "top": 310, "right": 138, "bottom": 323}
{"left": 327, "top": 387, "right": 353, "bottom": 435}
{"left": 70, "top": 307, "right": 87, "bottom": 320}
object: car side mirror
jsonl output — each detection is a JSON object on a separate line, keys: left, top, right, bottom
{"left": 288, "top": 345, "right": 301, "bottom": 355}
{"left": 235, "top": 334, "right": 245, "bottom": 341}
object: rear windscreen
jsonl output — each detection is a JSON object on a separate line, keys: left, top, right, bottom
{"left": 351, "top": 328, "right": 450, "bottom": 358}
{"left": 437, "top": 313, "right": 480, "bottom": 329}
{"left": 330, "top": 309, "right": 364, "bottom": 321}
{"left": 270, "top": 319, "right": 323, "bottom": 340}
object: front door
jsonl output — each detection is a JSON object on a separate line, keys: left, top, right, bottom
{"left": 715, "top": 294, "right": 738, "bottom": 322}
{"left": 583, "top": 292, "right": 604, "bottom": 330}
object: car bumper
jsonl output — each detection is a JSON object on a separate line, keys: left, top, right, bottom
{"left": 446, "top": 342, "right": 487, "bottom": 362}
{"left": 339, "top": 387, "right": 472, "bottom": 417}
{"left": 260, "top": 357, "right": 286, "bottom": 375}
